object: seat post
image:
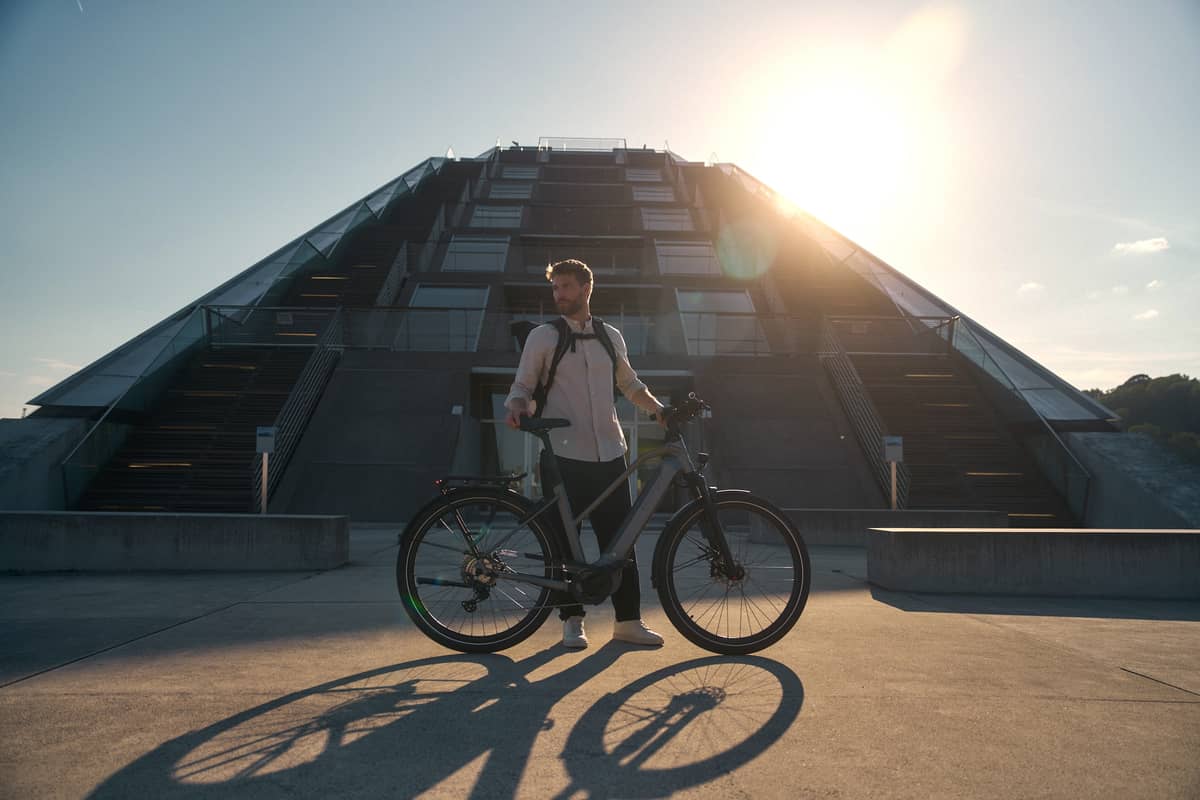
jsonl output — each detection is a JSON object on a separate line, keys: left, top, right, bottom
{"left": 535, "top": 431, "right": 564, "bottom": 498}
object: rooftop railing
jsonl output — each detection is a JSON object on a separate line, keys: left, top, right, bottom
{"left": 537, "top": 137, "right": 628, "bottom": 152}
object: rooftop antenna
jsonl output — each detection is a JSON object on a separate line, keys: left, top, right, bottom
{"left": 706, "top": 152, "right": 719, "bottom": 166}
{"left": 445, "top": 146, "right": 456, "bottom": 160}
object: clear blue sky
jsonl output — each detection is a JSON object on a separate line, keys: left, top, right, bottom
{"left": 2, "top": 0, "right": 1197, "bottom": 419}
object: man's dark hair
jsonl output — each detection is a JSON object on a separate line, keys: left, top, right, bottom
{"left": 545, "top": 258, "right": 593, "bottom": 285}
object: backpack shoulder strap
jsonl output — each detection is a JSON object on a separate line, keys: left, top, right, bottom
{"left": 532, "top": 318, "right": 571, "bottom": 418}
{"left": 544, "top": 317, "right": 572, "bottom": 392}
{"left": 590, "top": 317, "right": 618, "bottom": 368}
{"left": 591, "top": 317, "right": 620, "bottom": 401}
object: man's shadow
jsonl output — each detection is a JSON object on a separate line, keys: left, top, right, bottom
{"left": 88, "top": 645, "right": 804, "bottom": 799}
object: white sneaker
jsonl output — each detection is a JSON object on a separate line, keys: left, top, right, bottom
{"left": 613, "top": 619, "right": 664, "bottom": 646}
{"left": 562, "top": 616, "right": 588, "bottom": 649}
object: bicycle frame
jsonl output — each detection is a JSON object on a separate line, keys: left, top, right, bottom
{"left": 492, "top": 434, "right": 725, "bottom": 595}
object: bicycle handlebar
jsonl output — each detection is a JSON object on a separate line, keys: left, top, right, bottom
{"left": 516, "top": 393, "right": 709, "bottom": 437}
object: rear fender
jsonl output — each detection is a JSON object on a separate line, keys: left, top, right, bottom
{"left": 400, "top": 486, "right": 539, "bottom": 545}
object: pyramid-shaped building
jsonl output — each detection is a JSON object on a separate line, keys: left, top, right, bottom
{"left": 21, "top": 139, "right": 1115, "bottom": 524}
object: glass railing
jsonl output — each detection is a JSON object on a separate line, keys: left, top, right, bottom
{"left": 60, "top": 306, "right": 209, "bottom": 507}
{"left": 333, "top": 309, "right": 819, "bottom": 357}
{"left": 204, "top": 306, "right": 343, "bottom": 348}
{"left": 825, "top": 315, "right": 956, "bottom": 356}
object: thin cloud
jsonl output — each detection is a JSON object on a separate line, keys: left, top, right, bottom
{"left": 1146, "top": 279, "right": 1165, "bottom": 290}
{"left": 32, "top": 357, "right": 81, "bottom": 372}
{"left": 1110, "top": 285, "right": 1129, "bottom": 295}
{"left": 1132, "top": 309, "right": 1160, "bottom": 321}
{"left": 25, "top": 375, "right": 54, "bottom": 387}
{"left": 1113, "top": 237, "right": 1170, "bottom": 255}
{"left": 1018, "top": 281, "right": 1044, "bottom": 294}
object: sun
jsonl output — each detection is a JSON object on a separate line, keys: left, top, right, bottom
{"left": 756, "top": 68, "right": 913, "bottom": 233}
{"left": 734, "top": 6, "right": 968, "bottom": 245}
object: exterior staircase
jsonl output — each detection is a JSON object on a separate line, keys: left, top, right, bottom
{"left": 851, "top": 352, "right": 1076, "bottom": 526}
{"left": 77, "top": 347, "right": 310, "bottom": 512}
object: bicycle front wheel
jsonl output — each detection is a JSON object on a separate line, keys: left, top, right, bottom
{"left": 397, "top": 488, "right": 559, "bottom": 653}
{"left": 654, "top": 492, "right": 810, "bottom": 655}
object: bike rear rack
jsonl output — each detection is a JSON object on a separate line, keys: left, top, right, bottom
{"left": 434, "top": 474, "right": 528, "bottom": 495}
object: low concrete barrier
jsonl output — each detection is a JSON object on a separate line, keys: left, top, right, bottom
{"left": 867, "top": 528, "right": 1200, "bottom": 599}
{"left": 782, "top": 509, "right": 1007, "bottom": 546}
{"left": 0, "top": 512, "right": 349, "bottom": 572}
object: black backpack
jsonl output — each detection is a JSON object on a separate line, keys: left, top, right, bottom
{"left": 511, "top": 317, "right": 618, "bottom": 418}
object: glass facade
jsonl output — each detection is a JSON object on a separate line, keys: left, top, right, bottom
{"left": 402, "top": 285, "right": 490, "bottom": 351}
{"left": 677, "top": 289, "right": 769, "bottom": 356}
{"left": 442, "top": 236, "right": 509, "bottom": 271}
{"left": 655, "top": 240, "right": 721, "bottom": 276}
{"left": 469, "top": 205, "right": 523, "bottom": 229}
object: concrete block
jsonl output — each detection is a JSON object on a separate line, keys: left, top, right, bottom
{"left": 783, "top": 509, "right": 1008, "bottom": 546}
{"left": 0, "top": 512, "right": 349, "bottom": 572}
{"left": 867, "top": 528, "right": 1200, "bottom": 599}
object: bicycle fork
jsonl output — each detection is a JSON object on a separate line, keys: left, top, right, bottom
{"left": 688, "top": 478, "right": 744, "bottom": 581}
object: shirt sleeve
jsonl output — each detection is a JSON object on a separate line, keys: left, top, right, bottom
{"left": 505, "top": 325, "right": 552, "bottom": 413}
{"left": 608, "top": 324, "right": 652, "bottom": 411}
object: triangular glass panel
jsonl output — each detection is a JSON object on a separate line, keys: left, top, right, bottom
{"left": 366, "top": 177, "right": 404, "bottom": 217}
{"left": 307, "top": 233, "right": 341, "bottom": 258}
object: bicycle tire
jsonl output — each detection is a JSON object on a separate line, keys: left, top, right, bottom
{"left": 397, "top": 488, "right": 560, "bottom": 653}
{"left": 653, "top": 491, "right": 810, "bottom": 655}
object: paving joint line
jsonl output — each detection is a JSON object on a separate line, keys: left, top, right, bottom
{"left": 826, "top": 567, "right": 1200, "bottom": 699}
{"left": 1120, "top": 668, "right": 1200, "bottom": 698}
{"left": 0, "top": 570, "right": 338, "bottom": 691}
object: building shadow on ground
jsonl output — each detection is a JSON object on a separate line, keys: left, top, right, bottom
{"left": 87, "top": 646, "right": 804, "bottom": 799}
{"left": 871, "top": 586, "right": 1200, "bottom": 621}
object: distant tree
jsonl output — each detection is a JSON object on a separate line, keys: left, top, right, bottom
{"left": 1091, "top": 374, "right": 1200, "bottom": 464}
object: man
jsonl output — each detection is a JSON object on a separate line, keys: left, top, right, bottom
{"left": 505, "top": 259, "right": 667, "bottom": 649}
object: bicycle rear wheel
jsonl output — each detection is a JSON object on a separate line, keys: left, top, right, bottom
{"left": 654, "top": 492, "right": 810, "bottom": 655}
{"left": 397, "top": 488, "right": 559, "bottom": 653}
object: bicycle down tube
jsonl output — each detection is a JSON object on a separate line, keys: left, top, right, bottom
{"left": 491, "top": 436, "right": 730, "bottom": 596}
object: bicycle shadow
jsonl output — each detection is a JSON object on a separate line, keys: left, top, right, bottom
{"left": 87, "top": 646, "right": 804, "bottom": 799}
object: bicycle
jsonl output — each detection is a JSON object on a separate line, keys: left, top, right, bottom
{"left": 396, "top": 394, "right": 811, "bottom": 655}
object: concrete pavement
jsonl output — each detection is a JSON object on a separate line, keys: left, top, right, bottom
{"left": 1, "top": 526, "right": 1198, "bottom": 799}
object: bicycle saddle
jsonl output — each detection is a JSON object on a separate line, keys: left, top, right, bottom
{"left": 519, "top": 417, "right": 571, "bottom": 432}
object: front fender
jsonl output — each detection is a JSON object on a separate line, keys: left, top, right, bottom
{"left": 650, "top": 489, "right": 752, "bottom": 588}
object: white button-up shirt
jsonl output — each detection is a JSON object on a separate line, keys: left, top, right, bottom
{"left": 505, "top": 316, "right": 653, "bottom": 462}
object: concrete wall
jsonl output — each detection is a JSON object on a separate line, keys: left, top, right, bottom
{"left": 785, "top": 508, "right": 1007, "bottom": 546}
{"left": 0, "top": 418, "right": 90, "bottom": 511}
{"left": 694, "top": 358, "right": 884, "bottom": 510}
{"left": 867, "top": 528, "right": 1200, "bottom": 599}
{"left": 271, "top": 351, "right": 467, "bottom": 522}
{"left": 1, "top": 512, "right": 348, "bottom": 572}
{"left": 1065, "top": 432, "right": 1200, "bottom": 528}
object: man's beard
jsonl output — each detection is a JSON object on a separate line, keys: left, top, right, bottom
{"left": 556, "top": 298, "right": 584, "bottom": 317}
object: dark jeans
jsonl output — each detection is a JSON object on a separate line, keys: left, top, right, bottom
{"left": 541, "top": 451, "right": 641, "bottom": 621}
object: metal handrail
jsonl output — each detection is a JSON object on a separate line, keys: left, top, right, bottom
{"left": 819, "top": 317, "right": 910, "bottom": 508}
{"left": 952, "top": 319, "right": 1091, "bottom": 519}
{"left": 251, "top": 308, "right": 345, "bottom": 508}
